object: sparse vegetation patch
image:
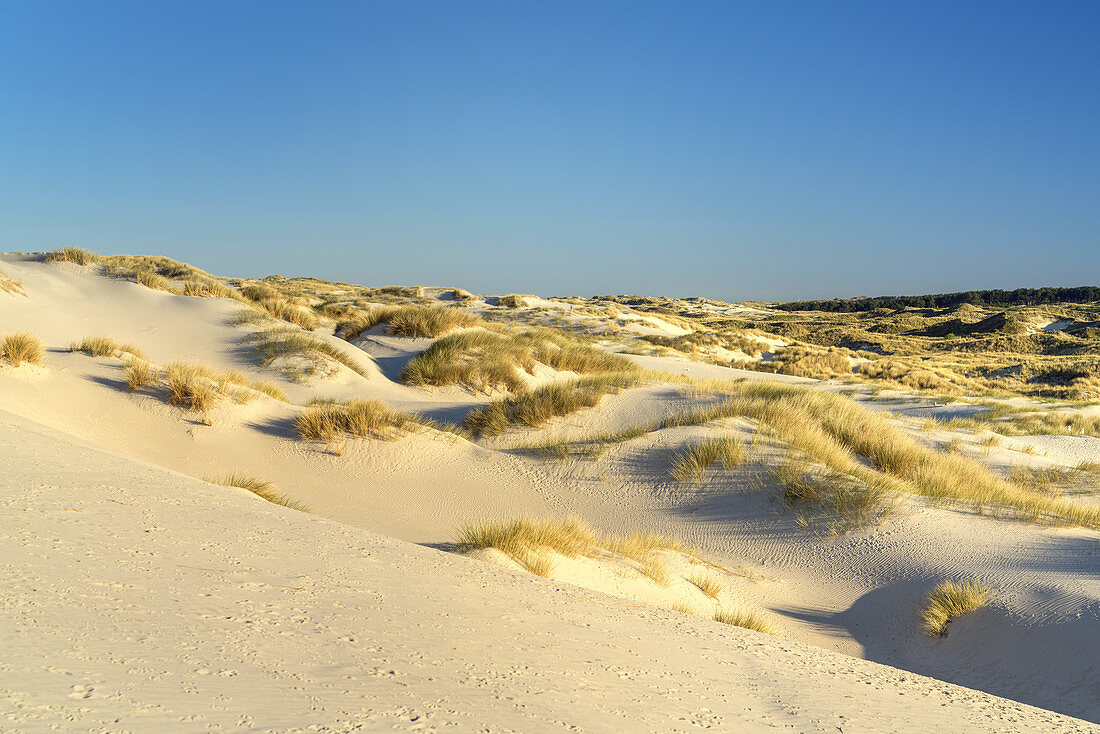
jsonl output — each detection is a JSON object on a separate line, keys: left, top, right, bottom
{"left": 1, "top": 331, "right": 44, "bottom": 367}
{"left": 921, "top": 580, "right": 993, "bottom": 637}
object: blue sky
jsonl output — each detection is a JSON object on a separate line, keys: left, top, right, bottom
{"left": 2, "top": 1, "right": 1097, "bottom": 301}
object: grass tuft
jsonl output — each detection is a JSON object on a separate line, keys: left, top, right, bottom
{"left": 464, "top": 374, "right": 640, "bottom": 436}
{"left": 688, "top": 572, "right": 723, "bottom": 599}
{"left": 249, "top": 328, "right": 371, "bottom": 379}
{"left": 69, "top": 336, "right": 145, "bottom": 359}
{"left": 43, "top": 247, "right": 99, "bottom": 265}
{"left": 921, "top": 580, "right": 993, "bottom": 637}
{"left": 294, "top": 399, "right": 423, "bottom": 442}
{"left": 669, "top": 436, "right": 745, "bottom": 481}
{"left": 773, "top": 461, "right": 891, "bottom": 533}
{"left": 123, "top": 359, "right": 158, "bottom": 390}
{"left": 713, "top": 608, "right": 776, "bottom": 634}
{"left": 1, "top": 331, "right": 45, "bottom": 366}
{"left": 339, "top": 304, "right": 481, "bottom": 339}
{"left": 208, "top": 472, "right": 310, "bottom": 512}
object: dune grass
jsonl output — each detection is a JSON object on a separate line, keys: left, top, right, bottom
{"left": 160, "top": 361, "right": 286, "bottom": 412}
{"left": 402, "top": 327, "right": 636, "bottom": 393}
{"left": 249, "top": 327, "right": 371, "bottom": 379}
{"left": 134, "top": 268, "right": 174, "bottom": 292}
{"left": 713, "top": 608, "right": 776, "bottom": 635}
{"left": 294, "top": 398, "right": 423, "bottom": 442}
{"left": 773, "top": 462, "right": 891, "bottom": 533}
{"left": 1, "top": 331, "right": 44, "bottom": 367}
{"left": 669, "top": 436, "right": 745, "bottom": 481}
{"left": 208, "top": 472, "right": 310, "bottom": 512}
{"left": 123, "top": 359, "right": 158, "bottom": 390}
{"left": 182, "top": 276, "right": 234, "bottom": 298}
{"left": 921, "top": 579, "right": 993, "bottom": 637}
{"left": 464, "top": 373, "right": 640, "bottom": 436}
{"left": 688, "top": 572, "right": 723, "bottom": 599}
{"left": 339, "top": 304, "right": 481, "bottom": 339}
{"left": 43, "top": 247, "right": 99, "bottom": 266}
{"left": 0, "top": 268, "right": 25, "bottom": 295}
{"left": 235, "top": 284, "right": 318, "bottom": 329}
{"left": 455, "top": 516, "right": 683, "bottom": 584}
{"left": 639, "top": 376, "right": 1100, "bottom": 530}
{"left": 507, "top": 373, "right": 1100, "bottom": 530}
{"left": 69, "top": 336, "right": 146, "bottom": 360}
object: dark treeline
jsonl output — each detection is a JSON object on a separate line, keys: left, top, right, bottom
{"left": 778, "top": 286, "right": 1100, "bottom": 312}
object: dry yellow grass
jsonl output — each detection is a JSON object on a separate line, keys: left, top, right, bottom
{"left": 645, "top": 374, "right": 1100, "bottom": 530}
{"left": 455, "top": 516, "right": 683, "bottom": 583}
{"left": 921, "top": 580, "right": 993, "bottom": 637}
{"left": 402, "top": 326, "right": 637, "bottom": 394}
{"left": 294, "top": 398, "right": 422, "bottom": 442}
{"left": 1, "top": 331, "right": 44, "bottom": 367}
{"left": 123, "top": 359, "right": 157, "bottom": 390}
{"left": 207, "top": 472, "right": 310, "bottom": 512}
{"left": 713, "top": 608, "right": 776, "bottom": 634}
{"left": 773, "top": 462, "right": 891, "bottom": 533}
{"left": 249, "top": 328, "right": 371, "bottom": 379}
{"left": 43, "top": 247, "right": 99, "bottom": 265}
{"left": 688, "top": 572, "right": 723, "bottom": 599}
{"left": 464, "top": 374, "right": 639, "bottom": 436}
{"left": 134, "top": 269, "right": 174, "bottom": 292}
{"left": 182, "top": 276, "right": 233, "bottom": 298}
{"left": 669, "top": 436, "right": 745, "bottom": 481}
{"left": 161, "top": 361, "right": 286, "bottom": 412}
{"left": 69, "top": 336, "right": 145, "bottom": 359}
{"left": 339, "top": 304, "right": 481, "bottom": 339}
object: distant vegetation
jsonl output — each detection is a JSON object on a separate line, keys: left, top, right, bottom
{"left": 780, "top": 286, "right": 1100, "bottom": 312}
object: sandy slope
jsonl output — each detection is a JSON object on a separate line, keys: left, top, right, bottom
{"left": 3, "top": 253, "right": 1100, "bottom": 727}
{"left": 2, "top": 409, "right": 1092, "bottom": 733}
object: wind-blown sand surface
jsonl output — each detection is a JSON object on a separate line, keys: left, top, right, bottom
{"left": 2, "top": 410, "right": 1091, "bottom": 733}
{"left": 2, "top": 252, "right": 1099, "bottom": 730}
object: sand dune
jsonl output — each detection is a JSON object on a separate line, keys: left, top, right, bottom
{"left": 2, "top": 252, "right": 1099, "bottom": 730}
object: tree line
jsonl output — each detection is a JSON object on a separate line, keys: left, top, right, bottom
{"left": 778, "top": 286, "right": 1100, "bottom": 312}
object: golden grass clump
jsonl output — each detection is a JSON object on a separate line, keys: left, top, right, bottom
{"left": 688, "top": 572, "right": 723, "bottom": 599}
{"left": 163, "top": 361, "right": 286, "bottom": 411}
{"left": 294, "top": 398, "right": 422, "bottom": 442}
{"left": 498, "top": 294, "right": 530, "bottom": 308}
{"left": 669, "top": 436, "right": 745, "bottom": 482}
{"left": 249, "top": 328, "right": 371, "bottom": 379}
{"left": 1, "top": 331, "right": 45, "bottom": 366}
{"left": 69, "top": 336, "right": 145, "bottom": 359}
{"left": 339, "top": 304, "right": 481, "bottom": 339}
{"left": 208, "top": 472, "right": 310, "bottom": 512}
{"left": 123, "top": 359, "right": 157, "bottom": 390}
{"left": 403, "top": 327, "right": 636, "bottom": 393}
{"left": 134, "top": 268, "right": 174, "bottom": 292}
{"left": 713, "top": 608, "right": 776, "bottom": 635}
{"left": 255, "top": 297, "right": 319, "bottom": 329}
{"left": 455, "top": 516, "right": 683, "bottom": 584}
{"left": 773, "top": 462, "right": 891, "bottom": 533}
{"left": 464, "top": 374, "right": 639, "bottom": 436}
{"left": 456, "top": 516, "right": 598, "bottom": 557}
{"left": 43, "top": 247, "right": 99, "bottom": 266}
{"left": 182, "top": 276, "right": 233, "bottom": 298}
{"left": 921, "top": 579, "right": 993, "bottom": 637}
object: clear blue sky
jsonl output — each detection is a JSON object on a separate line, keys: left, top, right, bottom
{"left": 2, "top": 1, "right": 1098, "bottom": 301}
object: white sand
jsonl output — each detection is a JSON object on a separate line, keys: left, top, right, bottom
{"left": 2, "top": 409, "right": 1091, "bottom": 733}
{"left": 2, "top": 252, "right": 1100, "bottom": 730}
